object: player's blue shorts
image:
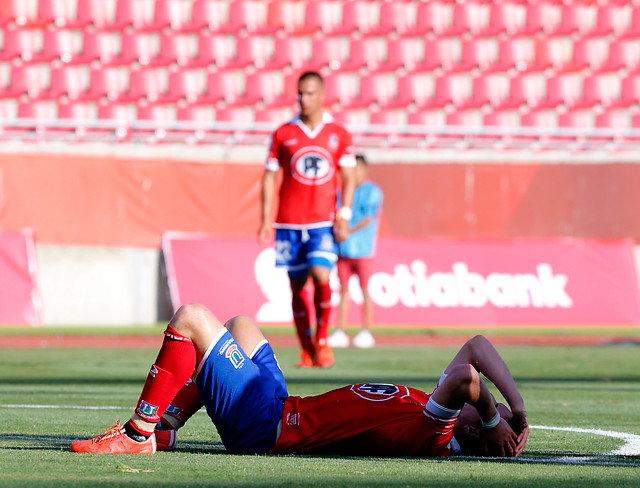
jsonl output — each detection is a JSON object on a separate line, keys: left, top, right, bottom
{"left": 195, "top": 329, "right": 288, "bottom": 454}
{"left": 275, "top": 226, "right": 338, "bottom": 278}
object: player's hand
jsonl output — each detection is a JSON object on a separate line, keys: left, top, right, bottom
{"left": 482, "top": 418, "right": 518, "bottom": 457}
{"left": 258, "top": 223, "right": 273, "bottom": 246}
{"left": 333, "top": 219, "right": 349, "bottom": 243}
{"left": 511, "top": 410, "right": 529, "bottom": 456}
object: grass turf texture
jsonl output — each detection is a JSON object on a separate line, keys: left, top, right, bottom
{"left": 1, "top": 344, "right": 639, "bottom": 487}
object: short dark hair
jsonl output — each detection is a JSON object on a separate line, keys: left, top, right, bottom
{"left": 298, "top": 71, "right": 324, "bottom": 86}
{"left": 355, "top": 154, "right": 367, "bottom": 164}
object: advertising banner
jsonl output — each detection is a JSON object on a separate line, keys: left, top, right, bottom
{"left": 0, "top": 229, "right": 42, "bottom": 326}
{"left": 163, "top": 233, "right": 640, "bottom": 326}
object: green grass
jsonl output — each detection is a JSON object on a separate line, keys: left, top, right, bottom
{"left": 1, "top": 342, "right": 640, "bottom": 487}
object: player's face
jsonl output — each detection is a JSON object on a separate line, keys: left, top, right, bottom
{"left": 298, "top": 78, "right": 324, "bottom": 118}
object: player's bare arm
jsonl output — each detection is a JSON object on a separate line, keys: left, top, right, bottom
{"left": 258, "top": 169, "right": 278, "bottom": 245}
{"left": 335, "top": 165, "right": 357, "bottom": 243}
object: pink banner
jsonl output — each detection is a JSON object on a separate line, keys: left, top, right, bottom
{"left": 162, "top": 233, "right": 640, "bottom": 326}
{"left": 0, "top": 230, "right": 42, "bottom": 326}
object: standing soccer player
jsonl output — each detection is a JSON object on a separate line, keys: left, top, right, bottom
{"left": 258, "top": 71, "right": 357, "bottom": 368}
{"left": 329, "top": 154, "right": 384, "bottom": 349}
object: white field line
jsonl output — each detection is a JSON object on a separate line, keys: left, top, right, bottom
{"left": 1, "top": 405, "right": 639, "bottom": 460}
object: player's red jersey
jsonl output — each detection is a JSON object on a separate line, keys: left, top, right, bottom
{"left": 270, "top": 383, "right": 459, "bottom": 457}
{"left": 266, "top": 113, "right": 356, "bottom": 228}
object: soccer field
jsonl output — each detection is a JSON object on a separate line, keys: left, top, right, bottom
{"left": 1, "top": 341, "right": 639, "bottom": 487}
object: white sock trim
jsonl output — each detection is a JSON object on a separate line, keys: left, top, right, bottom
{"left": 426, "top": 397, "right": 461, "bottom": 419}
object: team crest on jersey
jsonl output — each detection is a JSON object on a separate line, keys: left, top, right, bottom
{"left": 290, "top": 146, "right": 335, "bottom": 186}
{"left": 351, "top": 383, "right": 403, "bottom": 402}
{"left": 224, "top": 344, "right": 245, "bottom": 369}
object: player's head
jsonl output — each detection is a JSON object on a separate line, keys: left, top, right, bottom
{"left": 454, "top": 403, "right": 517, "bottom": 456}
{"left": 297, "top": 72, "right": 325, "bottom": 118}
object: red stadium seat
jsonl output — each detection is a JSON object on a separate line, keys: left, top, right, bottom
{"left": 309, "top": 36, "right": 350, "bottom": 71}
{"left": 601, "top": 38, "right": 640, "bottom": 73}
{"left": 333, "top": 108, "right": 371, "bottom": 127}
{"left": 408, "top": 109, "right": 447, "bottom": 128}
{"left": 396, "top": 72, "right": 437, "bottom": 108}
{"left": 203, "top": 69, "right": 246, "bottom": 105}
{"left": 166, "top": 69, "right": 208, "bottom": 103}
{"left": 76, "top": 31, "right": 122, "bottom": 66}
{"left": 0, "top": 0, "right": 39, "bottom": 27}
{"left": 323, "top": 71, "right": 360, "bottom": 107}
{"left": 495, "top": 36, "right": 539, "bottom": 73}
{"left": 628, "top": 5, "right": 640, "bottom": 37}
{"left": 376, "top": 1, "right": 417, "bottom": 35}
{"left": 616, "top": 74, "right": 640, "bottom": 108}
{"left": 116, "top": 32, "right": 161, "bottom": 66}
{"left": 553, "top": 3, "right": 598, "bottom": 36}
{"left": 304, "top": 0, "right": 342, "bottom": 35}
{"left": 157, "top": 32, "right": 199, "bottom": 67}
{"left": 269, "top": 36, "right": 313, "bottom": 70}
{"left": 196, "top": 34, "right": 237, "bottom": 68}
{"left": 97, "top": 103, "right": 138, "bottom": 131}
{"left": 266, "top": 0, "right": 308, "bottom": 34}
{"left": 589, "top": 3, "right": 632, "bottom": 37}
{"left": 7, "top": 63, "right": 51, "bottom": 99}
{"left": 37, "top": 0, "right": 78, "bottom": 27}
{"left": 544, "top": 71, "right": 584, "bottom": 108}
{"left": 370, "top": 109, "right": 408, "bottom": 126}
{"left": 446, "top": 108, "right": 483, "bottom": 127}
{"left": 534, "top": 35, "right": 575, "bottom": 71}
{"left": 58, "top": 100, "right": 99, "bottom": 122}
{"left": 521, "top": 1, "right": 562, "bottom": 35}
{"left": 177, "top": 104, "right": 215, "bottom": 123}
{"left": 446, "top": 0, "right": 491, "bottom": 37}
{"left": 595, "top": 108, "right": 631, "bottom": 130}
{"left": 244, "top": 70, "right": 286, "bottom": 105}
{"left": 227, "top": 0, "right": 269, "bottom": 33}
{"left": 506, "top": 71, "right": 547, "bottom": 109}
{"left": 358, "top": 72, "right": 398, "bottom": 107}
{"left": 339, "top": 0, "right": 379, "bottom": 35}
{"left": 469, "top": 72, "right": 510, "bottom": 109}
{"left": 483, "top": 108, "right": 521, "bottom": 129}
{"left": 41, "top": 29, "right": 84, "bottom": 64}
{"left": 521, "top": 108, "right": 558, "bottom": 130}
{"left": 215, "top": 105, "right": 255, "bottom": 123}
{"left": 255, "top": 106, "right": 295, "bottom": 124}
{"left": 386, "top": 37, "right": 425, "bottom": 71}
{"left": 482, "top": 2, "right": 527, "bottom": 36}
{"left": 420, "top": 37, "right": 462, "bottom": 71}
{"left": 342, "top": 37, "right": 388, "bottom": 71}
{"left": 153, "top": 0, "right": 193, "bottom": 31}
{"left": 127, "top": 67, "right": 169, "bottom": 103}
{"left": 457, "top": 37, "right": 499, "bottom": 72}
{"left": 581, "top": 72, "right": 622, "bottom": 108}
{"left": 190, "top": 0, "right": 230, "bottom": 32}
{"left": 137, "top": 102, "right": 177, "bottom": 122}
{"left": 74, "top": 0, "right": 116, "bottom": 29}
{"left": 0, "top": 99, "right": 17, "bottom": 119}
{"left": 113, "top": 0, "right": 156, "bottom": 31}
{"left": 87, "top": 66, "right": 130, "bottom": 101}
{"left": 229, "top": 35, "right": 275, "bottom": 69}
{"left": 49, "top": 65, "right": 91, "bottom": 100}
{"left": 0, "top": 28, "right": 43, "bottom": 62}
{"left": 433, "top": 72, "right": 473, "bottom": 108}
{"left": 18, "top": 99, "right": 58, "bottom": 120}
{"left": 558, "top": 109, "right": 595, "bottom": 129}
{"left": 415, "top": 0, "right": 454, "bottom": 36}
{"left": 573, "top": 37, "right": 611, "bottom": 72}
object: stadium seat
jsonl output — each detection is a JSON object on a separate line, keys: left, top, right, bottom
{"left": 446, "top": 0, "right": 491, "bottom": 37}
{"left": 376, "top": 1, "right": 417, "bottom": 35}
{"left": 595, "top": 108, "right": 631, "bottom": 130}
{"left": 616, "top": 74, "right": 640, "bottom": 108}
{"left": 521, "top": 108, "right": 558, "bottom": 129}
{"left": 269, "top": 36, "right": 313, "bottom": 70}
{"left": 17, "top": 100, "right": 59, "bottom": 134}
{"left": 420, "top": 37, "right": 462, "bottom": 71}
{"left": 229, "top": 35, "right": 275, "bottom": 69}
{"left": 215, "top": 105, "right": 255, "bottom": 123}
{"left": 74, "top": 0, "right": 116, "bottom": 29}
{"left": 166, "top": 68, "right": 208, "bottom": 103}
{"left": 127, "top": 67, "right": 169, "bottom": 103}
{"left": 521, "top": 1, "right": 562, "bottom": 35}
{"left": 338, "top": 0, "right": 379, "bottom": 35}
{"left": 266, "top": 0, "right": 307, "bottom": 34}
{"left": 600, "top": 37, "right": 640, "bottom": 73}
{"left": 553, "top": 3, "right": 598, "bottom": 36}
{"left": 446, "top": 108, "right": 484, "bottom": 127}
{"left": 226, "top": 0, "right": 269, "bottom": 33}
{"left": 37, "top": 0, "right": 78, "bottom": 27}
{"left": 153, "top": 0, "right": 193, "bottom": 32}
{"left": 116, "top": 32, "right": 161, "bottom": 66}
{"left": 573, "top": 37, "right": 611, "bottom": 72}
{"left": 137, "top": 102, "right": 177, "bottom": 122}
{"left": 76, "top": 31, "right": 122, "bottom": 66}
{"left": 589, "top": 3, "right": 632, "bottom": 37}
{"left": 41, "top": 29, "right": 84, "bottom": 64}
{"left": 415, "top": 0, "right": 454, "bottom": 36}
{"left": 190, "top": 0, "right": 230, "bottom": 32}
{"left": 0, "top": 28, "right": 43, "bottom": 62}
{"left": 254, "top": 106, "right": 295, "bottom": 124}
{"left": 558, "top": 109, "right": 595, "bottom": 129}
{"left": 534, "top": 35, "right": 575, "bottom": 71}
{"left": 407, "top": 108, "right": 447, "bottom": 128}
{"left": 195, "top": 34, "right": 237, "bottom": 68}
{"left": 6, "top": 63, "right": 51, "bottom": 99}
{"left": 495, "top": 36, "right": 538, "bottom": 73}
{"left": 341, "top": 36, "right": 388, "bottom": 71}
{"left": 386, "top": 37, "right": 425, "bottom": 71}
{"left": 544, "top": 71, "right": 584, "bottom": 109}
{"left": 87, "top": 66, "right": 130, "bottom": 101}
{"left": 177, "top": 104, "right": 215, "bottom": 124}
{"left": 468, "top": 72, "right": 510, "bottom": 109}
{"left": 97, "top": 102, "right": 138, "bottom": 135}
{"left": 433, "top": 72, "right": 473, "bottom": 108}
{"left": 396, "top": 72, "right": 437, "bottom": 108}
{"left": 627, "top": 5, "right": 640, "bottom": 37}
{"left": 483, "top": 108, "right": 522, "bottom": 129}
{"left": 580, "top": 72, "right": 622, "bottom": 108}
{"left": 358, "top": 72, "right": 398, "bottom": 107}
{"left": 49, "top": 65, "right": 91, "bottom": 100}
{"left": 323, "top": 71, "right": 361, "bottom": 107}
{"left": 203, "top": 69, "right": 246, "bottom": 105}
{"left": 0, "top": 98, "right": 17, "bottom": 119}
{"left": 113, "top": 0, "right": 156, "bottom": 31}
{"left": 244, "top": 70, "right": 286, "bottom": 105}
{"left": 481, "top": 2, "right": 527, "bottom": 36}
{"left": 333, "top": 108, "right": 371, "bottom": 127}
{"left": 157, "top": 32, "right": 199, "bottom": 67}
{"left": 456, "top": 37, "right": 499, "bottom": 72}
{"left": 0, "top": 0, "right": 39, "bottom": 27}
{"left": 58, "top": 100, "right": 99, "bottom": 122}
{"left": 304, "top": 0, "right": 343, "bottom": 35}
{"left": 505, "top": 71, "right": 547, "bottom": 109}
{"left": 370, "top": 109, "right": 408, "bottom": 127}
{"left": 309, "top": 36, "right": 350, "bottom": 71}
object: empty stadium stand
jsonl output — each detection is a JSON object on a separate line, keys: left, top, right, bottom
{"left": 0, "top": 0, "right": 638, "bottom": 150}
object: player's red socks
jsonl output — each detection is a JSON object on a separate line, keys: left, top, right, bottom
{"left": 134, "top": 324, "right": 198, "bottom": 431}
{"left": 162, "top": 378, "right": 203, "bottom": 428}
{"left": 291, "top": 282, "right": 315, "bottom": 355}
{"left": 314, "top": 280, "right": 333, "bottom": 346}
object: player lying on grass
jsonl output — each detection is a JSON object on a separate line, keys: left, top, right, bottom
{"left": 70, "top": 303, "right": 529, "bottom": 457}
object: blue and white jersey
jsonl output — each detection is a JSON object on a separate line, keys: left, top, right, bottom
{"left": 338, "top": 181, "right": 383, "bottom": 259}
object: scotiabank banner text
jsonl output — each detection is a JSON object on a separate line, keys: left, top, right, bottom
{"left": 162, "top": 233, "right": 640, "bottom": 326}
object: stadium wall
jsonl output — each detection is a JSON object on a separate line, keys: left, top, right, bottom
{"left": 1, "top": 152, "right": 638, "bottom": 325}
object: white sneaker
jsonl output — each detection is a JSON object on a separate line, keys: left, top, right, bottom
{"left": 327, "top": 329, "right": 350, "bottom": 348}
{"left": 353, "top": 330, "right": 375, "bottom": 349}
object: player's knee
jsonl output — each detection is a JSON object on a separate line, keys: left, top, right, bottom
{"left": 171, "top": 303, "right": 213, "bottom": 335}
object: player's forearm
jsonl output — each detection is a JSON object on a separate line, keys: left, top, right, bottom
{"left": 340, "top": 166, "right": 357, "bottom": 210}
{"left": 260, "top": 172, "right": 276, "bottom": 224}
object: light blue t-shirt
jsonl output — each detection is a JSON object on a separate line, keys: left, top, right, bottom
{"left": 338, "top": 180, "right": 383, "bottom": 258}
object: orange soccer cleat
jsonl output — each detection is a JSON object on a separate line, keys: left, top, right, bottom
{"left": 315, "top": 344, "right": 335, "bottom": 368}
{"left": 297, "top": 349, "right": 315, "bottom": 368}
{"left": 70, "top": 421, "right": 156, "bottom": 454}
